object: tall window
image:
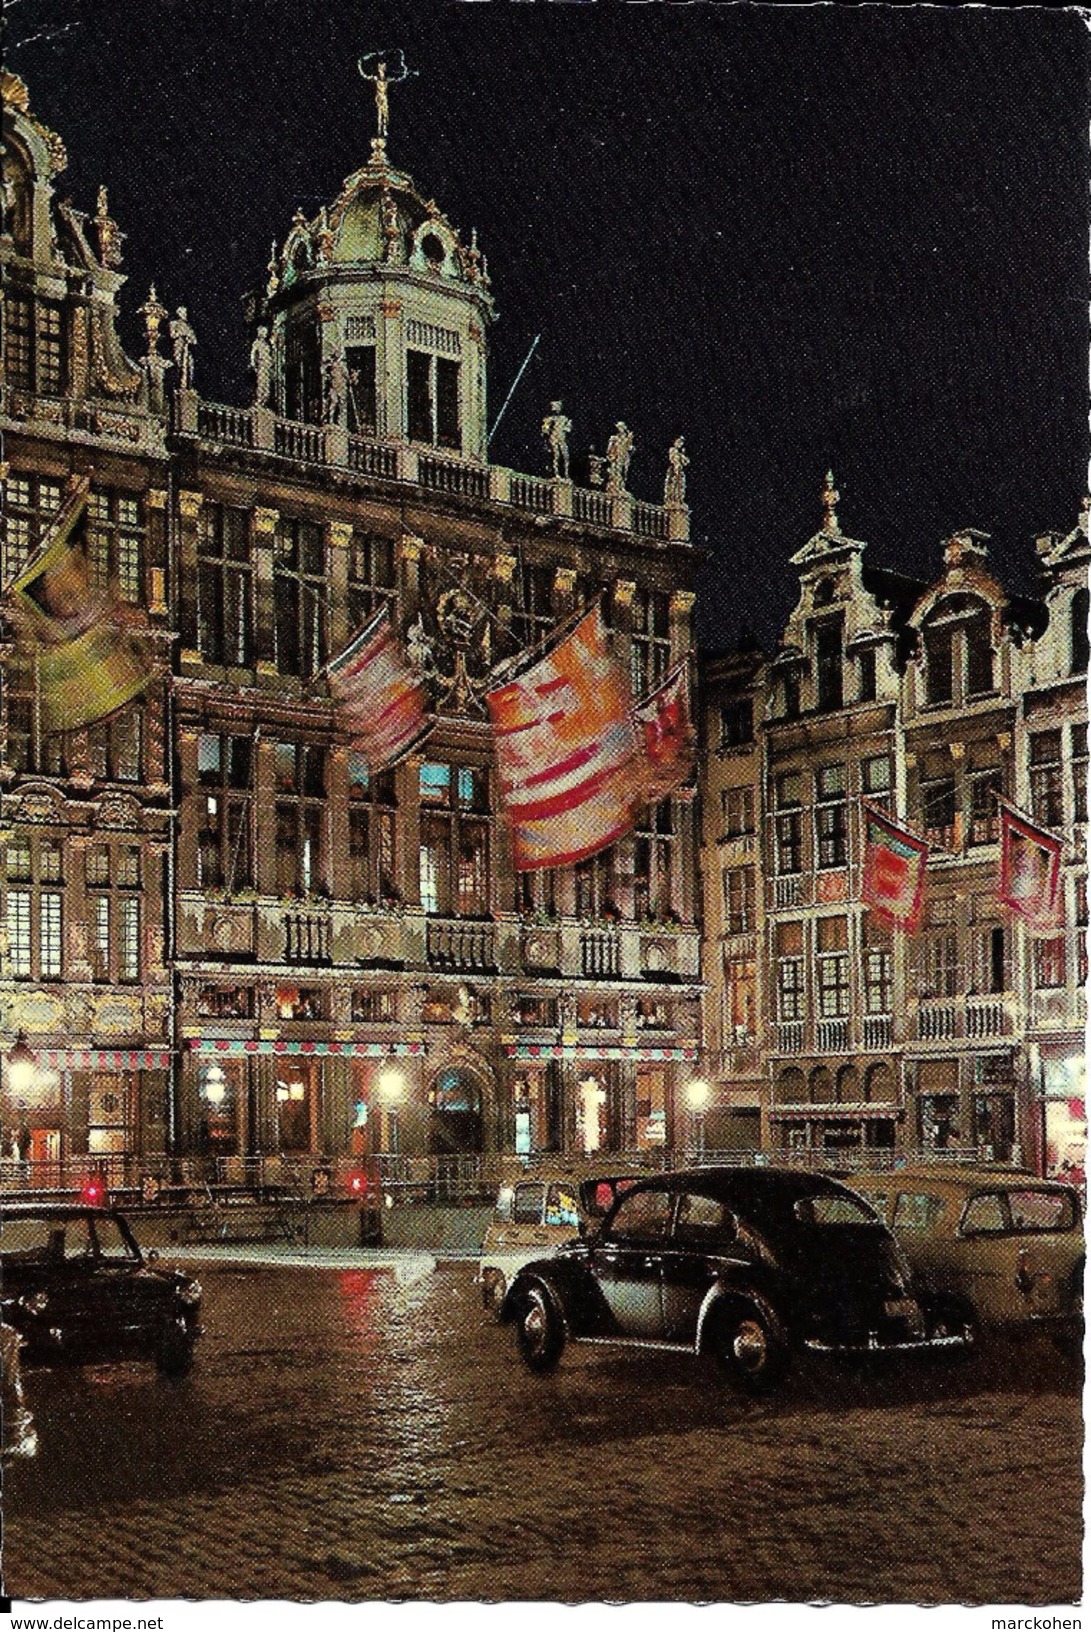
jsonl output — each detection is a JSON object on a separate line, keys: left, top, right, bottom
{"left": 815, "top": 764, "right": 847, "bottom": 869}
{"left": 284, "top": 322, "right": 321, "bottom": 423}
{"left": 857, "top": 646, "right": 877, "bottom": 703}
{"left": 347, "top": 533, "right": 396, "bottom": 631}
{"left": 921, "top": 771, "right": 957, "bottom": 848}
{"left": 719, "top": 697, "right": 754, "bottom": 749}
{"left": 724, "top": 955, "right": 756, "bottom": 1042}
{"left": 923, "top": 619, "right": 954, "bottom": 705}
{"left": 87, "top": 705, "right": 143, "bottom": 784}
{"left": 345, "top": 346, "right": 377, "bottom": 435}
{"left": 630, "top": 590, "right": 671, "bottom": 700}
{"left": 722, "top": 785, "right": 755, "bottom": 838}
{"left": 2, "top": 293, "right": 63, "bottom": 396}
{"left": 968, "top": 761, "right": 1003, "bottom": 846}
{"left": 776, "top": 921, "right": 805, "bottom": 1021}
{"left": 513, "top": 563, "right": 556, "bottom": 653}
{"left": 574, "top": 847, "right": 619, "bottom": 922}
{"left": 274, "top": 742, "right": 326, "bottom": 896}
{"left": 1029, "top": 731, "right": 1064, "bottom": 829}
{"left": 347, "top": 755, "right": 397, "bottom": 903}
{"left": 275, "top": 519, "right": 327, "bottom": 677}
{"left": 197, "top": 734, "right": 253, "bottom": 891}
{"left": 920, "top": 926, "right": 959, "bottom": 999}
{"left": 633, "top": 801, "right": 675, "bottom": 921}
{"left": 4, "top": 834, "right": 63, "bottom": 982}
{"left": 198, "top": 505, "right": 252, "bottom": 666}
{"left": 774, "top": 772, "right": 803, "bottom": 876}
{"left": 815, "top": 916, "right": 850, "bottom": 1017}
{"left": 814, "top": 618, "right": 844, "bottom": 712}
{"left": 923, "top": 597, "right": 994, "bottom": 705}
{"left": 1071, "top": 724, "right": 1088, "bottom": 825}
{"left": 418, "top": 763, "right": 490, "bottom": 916}
{"left": 1, "top": 472, "right": 63, "bottom": 579}
{"left": 87, "top": 490, "right": 143, "bottom": 603}
{"left": 723, "top": 865, "right": 755, "bottom": 935}
{"left": 4, "top": 292, "right": 33, "bottom": 392}
{"left": 406, "top": 350, "right": 460, "bottom": 449}
{"left": 862, "top": 754, "right": 892, "bottom": 812}
{"left": 863, "top": 932, "right": 893, "bottom": 1014}
{"left": 969, "top": 924, "right": 1007, "bottom": 995}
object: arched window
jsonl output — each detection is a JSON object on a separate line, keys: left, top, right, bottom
{"left": 810, "top": 1067, "right": 834, "bottom": 1104}
{"left": 864, "top": 1061, "right": 896, "bottom": 1104}
{"left": 774, "top": 1067, "right": 805, "bottom": 1105}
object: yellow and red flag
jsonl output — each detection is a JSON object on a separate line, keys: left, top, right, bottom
{"left": 327, "top": 605, "right": 432, "bottom": 772}
{"left": 633, "top": 660, "right": 696, "bottom": 804}
{"left": 998, "top": 801, "right": 1064, "bottom": 935}
{"left": 861, "top": 802, "right": 928, "bottom": 931}
{"left": 8, "top": 477, "right": 150, "bottom": 733}
{"left": 487, "top": 605, "right": 639, "bottom": 870}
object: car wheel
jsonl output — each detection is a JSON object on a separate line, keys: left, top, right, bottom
{"left": 482, "top": 1271, "right": 507, "bottom": 1319}
{"left": 515, "top": 1285, "right": 565, "bottom": 1373}
{"left": 156, "top": 1317, "right": 196, "bottom": 1379}
{"left": 709, "top": 1298, "right": 789, "bottom": 1392}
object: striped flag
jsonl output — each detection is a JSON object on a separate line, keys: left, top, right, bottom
{"left": 327, "top": 605, "right": 431, "bottom": 771}
{"left": 998, "top": 802, "right": 1064, "bottom": 935}
{"left": 9, "top": 477, "right": 150, "bottom": 733}
{"left": 861, "top": 802, "right": 929, "bottom": 931}
{"left": 633, "top": 660, "right": 695, "bottom": 803}
{"left": 487, "top": 605, "right": 639, "bottom": 870}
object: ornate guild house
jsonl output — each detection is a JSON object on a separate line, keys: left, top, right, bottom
{"left": 0, "top": 70, "right": 703, "bottom": 1183}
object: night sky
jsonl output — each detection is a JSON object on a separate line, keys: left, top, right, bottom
{"left": 9, "top": 0, "right": 1090, "bottom": 649}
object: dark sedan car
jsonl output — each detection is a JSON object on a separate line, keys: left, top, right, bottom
{"left": 0, "top": 1203, "right": 203, "bottom": 1377}
{"left": 501, "top": 1167, "right": 962, "bottom": 1389}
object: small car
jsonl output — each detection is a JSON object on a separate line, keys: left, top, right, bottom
{"left": 1, "top": 1322, "right": 37, "bottom": 1461}
{"left": 848, "top": 1166, "right": 1084, "bottom": 1350}
{"left": 0, "top": 1203, "right": 203, "bottom": 1377}
{"left": 478, "top": 1171, "right": 639, "bottom": 1316}
{"left": 501, "top": 1167, "right": 958, "bottom": 1390}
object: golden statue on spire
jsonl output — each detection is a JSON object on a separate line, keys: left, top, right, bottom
{"left": 358, "top": 50, "right": 415, "bottom": 152}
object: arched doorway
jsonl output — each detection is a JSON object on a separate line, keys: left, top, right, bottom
{"left": 428, "top": 1064, "right": 486, "bottom": 1154}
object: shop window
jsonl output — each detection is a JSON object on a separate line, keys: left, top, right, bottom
{"left": 352, "top": 988, "right": 397, "bottom": 1022}
{"left": 87, "top": 1074, "right": 132, "bottom": 1156}
{"left": 577, "top": 996, "right": 618, "bottom": 1030}
{"left": 514, "top": 994, "right": 558, "bottom": 1028}
{"left": 198, "top": 986, "right": 253, "bottom": 1019}
{"left": 635, "top": 1069, "right": 667, "bottom": 1149}
{"left": 275, "top": 986, "right": 325, "bottom": 1021}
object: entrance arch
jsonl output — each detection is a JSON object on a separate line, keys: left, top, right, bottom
{"left": 427, "top": 1056, "right": 491, "bottom": 1154}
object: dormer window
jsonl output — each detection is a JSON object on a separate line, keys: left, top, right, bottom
{"left": 814, "top": 617, "right": 844, "bottom": 712}
{"left": 922, "top": 595, "right": 994, "bottom": 706}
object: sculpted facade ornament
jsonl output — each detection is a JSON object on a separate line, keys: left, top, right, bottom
{"left": 606, "top": 422, "right": 635, "bottom": 494}
{"left": 541, "top": 401, "right": 572, "bottom": 480}
{"left": 250, "top": 326, "right": 273, "bottom": 408}
{"left": 169, "top": 307, "right": 197, "bottom": 389}
{"left": 94, "top": 793, "right": 142, "bottom": 830}
{"left": 94, "top": 184, "right": 123, "bottom": 268}
{"left": 664, "top": 437, "right": 689, "bottom": 506}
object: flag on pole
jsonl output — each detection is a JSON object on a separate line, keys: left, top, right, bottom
{"left": 633, "top": 661, "right": 696, "bottom": 804}
{"left": 861, "top": 802, "right": 929, "bottom": 931}
{"left": 998, "top": 801, "right": 1064, "bottom": 935}
{"left": 487, "top": 604, "right": 639, "bottom": 870}
{"left": 327, "top": 605, "right": 431, "bottom": 771}
{"left": 8, "top": 477, "right": 151, "bottom": 733}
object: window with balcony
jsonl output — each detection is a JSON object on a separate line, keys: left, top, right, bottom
{"left": 275, "top": 519, "right": 327, "bottom": 677}
{"left": 347, "top": 756, "right": 397, "bottom": 903}
{"left": 575, "top": 845, "right": 620, "bottom": 922}
{"left": 634, "top": 801, "right": 674, "bottom": 921}
{"left": 774, "top": 772, "right": 803, "bottom": 876}
{"left": 630, "top": 589, "right": 672, "bottom": 700}
{"left": 922, "top": 773, "right": 957, "bottom": 849}
{"left": 419, "top": 762, "right": 490, "bottom": 916}
{"left": 968, "top": 763, "right": 1003, "bottom": 846}
{"left": 196, "top": 734, "right": 253, "bottom": 892}
{"left": 1030, "top": 731, "right": 1064, "bottom": 829}
{"left": 969, "top": 925, "right": 1007, "bottom": 995}
{"left": 816, "top": 916, "right": 850, "bottom": 1017}
{"left": 864, "top": 942, "right": 892, "bottom": 1014}
{"left": 274, "top": 742, "right": 326, "bottom": 896}
{"left": 198, "top": 504, "right": 252, "bottom": 666}
{"left": 815, "top": 764, "right": 847, "bottom": 869}
{"left": 920, "top": 929, "right": 959, "bottom": 999}
{"left": 87, "top": 490, "right": 143, "bottom": 603}
{"left": 723, "top": 865, "right": 755, "bottom": 935}
{"left": 776, "top": 921, "right": 805, "bottom": 1021}
{"left": 407, "top": 349, "right": 460, "bottom": 450}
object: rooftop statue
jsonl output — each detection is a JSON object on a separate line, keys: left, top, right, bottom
{"left": 664, "top": 437, "right": 689, "bottom": 506}
{"left": 358, "top": 49, "right": 416, "bottom": 153}
{"left": 606, "top": 421, "right": 635, "bottom": 495}
{"left": 541, "top": 401, "right": 572, "bottom": 480}
{"left": 169, "top": 306, "right": 197, "bottom": 389}
{"left": 250, "top": 326, "right": 273, "bottom": 409}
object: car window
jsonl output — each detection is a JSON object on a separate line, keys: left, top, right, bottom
{"left": 794, "top": 1191, "right": 877, "bottom": 1227}
{"left": 1, "top": 1216, "right": 108, "bottom": 1260}
{"left": 512, "top": 1183, "right": 546, "bottom": 1225}
{"left": 608, "top": 1187, "right": 672, "bottom": 1242}
{"left": 960, "top": 1193, "right": 1008, "bottom": 1235}
{"left": 586, "top": 1177, "right": 639, "bottom": 1217}
{"left": 892, "top": 1192, "right": 946, "bottom": 1233}
{"left": 673, "top": 1192, "right": 737, "bottom": 1248}
{"left": 1007, "top": 1189, "right": 1078, "bottom": 1233}
{"left": 544, "top": 1184, "right": 580, "bottom": 1228}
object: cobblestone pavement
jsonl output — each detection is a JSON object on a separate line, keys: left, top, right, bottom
{"left": 3, "top": 1261, "right": 1083, "bottom": 1605}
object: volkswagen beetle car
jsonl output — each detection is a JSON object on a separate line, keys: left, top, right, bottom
{"left": 0, "top": 1203, "right": 203, "bottom": 1377}
{"left": 848, "top": 1167, "right": 1084, "bottom": 1350}
{"left": 478, "top": 1171, "right": 639, "bottom": 1316}
{"left": 501, "top": 1167, "right": 958, "bottom": 1389}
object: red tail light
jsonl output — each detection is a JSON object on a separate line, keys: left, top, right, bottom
{"left": 81, "top": 1178, "right": 107, "bottom": 1206}
{"left": 346, "top": 1171, "right": 368, "bottom": 1198}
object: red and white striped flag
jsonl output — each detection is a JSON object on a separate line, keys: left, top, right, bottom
{"left": 633, "top": 661, "right": 696, "bottom": 804}
{"left": 327, "top": 606, "right": 431, "bottom": 772}
{"left": 487, "top": 605, "right": 639, "bottom": 870}
{"left": 998, "top": 802, "right": 1064, "bottom": 935}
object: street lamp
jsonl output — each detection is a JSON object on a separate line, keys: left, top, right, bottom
{"left": 685, "top": 1077, "right": 711, "bottom": 1161}
{"left": 7, "top": 1031, "right": 37, "bottom": 1098}
{"left": 377, "top": 1063, "right": 407, "bottom": 1154}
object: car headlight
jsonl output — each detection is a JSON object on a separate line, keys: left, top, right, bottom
{"left": 178, "top": 1279, "right": 202, "bottom": 1306}
{"left": 19, "top": 1291, "right": 49, "bottom": 1316}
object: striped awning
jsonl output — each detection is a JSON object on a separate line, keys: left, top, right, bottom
{"left": 188, "top": 1038, "right": 425, "bottom": 1059}
{"left": 504, "top": 1042, "right": 699, "bottom": 1064}
{"left": 36, "top": 1049, "right": 173, "bottom": 1071}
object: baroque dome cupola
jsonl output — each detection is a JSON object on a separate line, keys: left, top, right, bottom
{"left": 255, "top": 54, "right": 496, "bottom": 460}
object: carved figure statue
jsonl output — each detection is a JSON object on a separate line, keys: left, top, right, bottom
{"left": 169, "top": 306, "right": 197, "bottom": 389}
{"left": 541, "top": 400, "right": 572, "bottom": 480}
{"left": 324, "top": 353, "right": 347, "bottom": 426}
{"left": 664, "top": 436, "right": 689, "bottom": 506}
{"left": 94, "top": 184, "right": 122, "bottom": 268}
{"left": 606, "top": 421, "right": 635, "bottom": 494}
{"left": 250, "top": 326, "right": 273, "bottom": 409}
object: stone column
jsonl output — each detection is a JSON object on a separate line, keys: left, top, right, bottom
{"left": 378, "top": 298, "right": 404, "bottom": 443}
{"left": 252, "top": 506, "right": 280, "bottom": 674}
{"left": 176, "top": 727, "right": 201, "bottom": 891}
{"left": 327, "top": 521, "right": 353, "bottom": 658}
{"left": 669, "top": 589, "right": 696, "bottom": 670}
{"left": 145, "top": 487, "right": 169, "bottom": 617}
{"left": 254, "top": 735, "right": 279, "bottom": 897}
{"left": 327, "top": 745, "right": 351, "bottom": 903}
{"left": 176, "top": 489, "right": 204, "bottom": 659}
{"left": 398, "top": 531, "right": 424, "bottom": 628}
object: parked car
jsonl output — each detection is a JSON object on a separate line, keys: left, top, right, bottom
{"left": 0, "top": 1203, "right": 203, "bottom": 1377}
{"left": 501, "top": 1167, "right": 959, "bottom": 1389}
{"left": 478, "top": 1170, "right": 639, "bottom": 1315}
{"left": 1, "top": 1322, "right": 37, "bottom": 1461}
{"left": 848, "top": 1166, "right": 1084, "bottom": 1350}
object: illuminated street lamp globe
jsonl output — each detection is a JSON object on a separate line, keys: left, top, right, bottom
{"left": 7, "top": 1031, "right": 37, "bottom": 1098}
{"left": 685, "top": 1077, "right": 711, "bottom": 1115}
{"left": 377, "top": 1065, "right": 408, "bottom": 1107}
